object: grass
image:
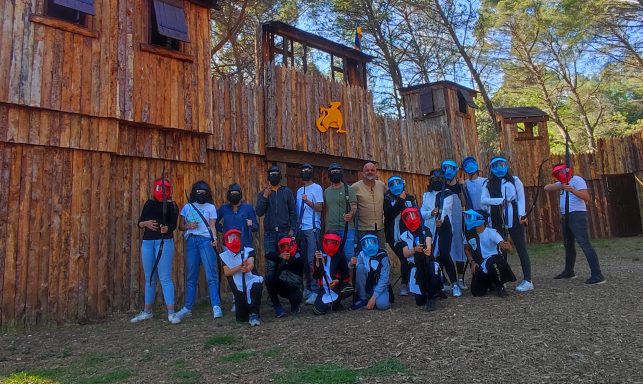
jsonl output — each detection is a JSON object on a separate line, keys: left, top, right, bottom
{"left": 3, "top": 373, "right": 59, "bottom": 384}
{"left": 219, "top": 346, "right": 283, "bottom": 363}
{"left": 204, "top": 334, "right": 237, "bottom": 348}
{"left": 273, "top": 358, "right": 406, "bottom": 384}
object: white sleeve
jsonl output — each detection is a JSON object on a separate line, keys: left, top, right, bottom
{"left": 572, "top": 176, "right": 588, "bottom": 191}
{"left": 515, "top": 177, "right": 526, "bottom": 217}
{"left": 420, "top": 192, "right": 432, "bottom": 221}
{"left": 440, "top": 194, "right": 453, "bottom": 221}
{"left": 480, "top": 183, "right": 503, "bottom": 206}
{"left": 314, "top": 185, "right": 324, "bottom": 203}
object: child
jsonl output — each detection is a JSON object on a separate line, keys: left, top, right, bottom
{"left": 396, "top": 207, "right": 444, "bottom": 311}
{"left": 219, "top": 229, "right": 263, "bottom": 326}
{"left": 265, "top": 237, "right": 304, "bottom": 316}
{"left": 463, "top": 209, "right": 516, "bottom": 297}
{"left": 312, "top": 232, "right": 354, "bottom": 315}
{"left": 350, "top": 234, "right": 391, "bottom": 311}
{"left": 481, "top": 156, "right": 533, "bottom": 292}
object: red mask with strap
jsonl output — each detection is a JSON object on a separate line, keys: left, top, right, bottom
{"left": 153, "top": 179, "right": 172, "bottom": 202}
{"left": 552, "top": 164, "right": 573, "bottom": 184}
{"left": 322, "top": 233, "right": 342, "bottom": 257}
{"left": 401, "top": 207, "right": 421, "bottom": 232}
{"left": 224, "top": 229, "right": 242, "bottom": 254}
{"left": 278, "top": 237, "right": 298, "bottom": 257}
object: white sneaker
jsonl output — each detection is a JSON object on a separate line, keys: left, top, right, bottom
{"left": 130, "top": 311, "right": 152, "bottom": 323}
{"left": 399, "top": 284, "right": 409, "bottom": 296}
{"left": 167, "top": 313, "right": 181, "bottom": 324}
{"left": 213, "top": 305, "right": 223, "bottom": 318}
{"left": 516, "top": 280, "right": 534, "bottom": 292}
{"left": 458, "top": 279, "right": 468, "bottom": 290}
{"left": 175, "top": 307, "right": 192, "bottom": 320}
{"left": 305, "top": 293, "right": 317, "bottom": 305}
{"left": 452, "top": 284, "right": 462, "bottom": 297}
{"left": 248, "top": 313, "right": 261, "bottom": 327}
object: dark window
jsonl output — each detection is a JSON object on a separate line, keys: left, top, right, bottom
{"left": 47, "top": 0, "right": 95, "bottom": 25}
{"left": 420, "top": 90, "right": 434, "bottom": 115}
{"left": 150, "top": 0, "right": 190, "bottom": 50}
{"left": 457, "top": 88, "right": 476, "bottom": 114}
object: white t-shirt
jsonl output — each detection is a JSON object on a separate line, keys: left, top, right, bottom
{"left": 464, "top": 227, "right": 503, "bottom": 273}
{"left": 296, "top": 183, "right": 324, "bottom": 230}
{"left": 219, "top": 248, "right": 263, "bottom": 303}
{"left": 556, "top": 176, "right": 588, "bottom": 213}
{"left": 480, "top": 176, "right": 526, "bottom": 228}
{"left": 180, "top": 202, "right": 217, "bottom": 238}
{"left": 465, "top": 177, "right": 487, "bottom": 210}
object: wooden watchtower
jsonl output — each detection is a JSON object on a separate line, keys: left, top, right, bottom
{"left": 495, "top": 107, "right": 550, "bottom": 186}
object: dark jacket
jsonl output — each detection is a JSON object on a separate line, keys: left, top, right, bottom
{"left": 256, "top": 186, "right": 298, "bottom": 233}
{"left": 383, "top": 192, "right": 416, "bottom": 247}
{"left": 138, "top": 200, "right": 179, "bottom": 240}
{"left": 312, "top": 253, "right": 350, "bottom": 287}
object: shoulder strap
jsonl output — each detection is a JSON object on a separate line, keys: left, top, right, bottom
{"left": 188, "top": 201, "right": 215, "bottom": 242}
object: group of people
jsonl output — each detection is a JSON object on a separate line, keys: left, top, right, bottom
{"left": 131, "top": 156, "right": 605, "bottom": 326}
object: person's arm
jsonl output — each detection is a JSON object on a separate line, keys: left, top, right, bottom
{"left": 247, "top": 205, "right": 259, "bottom": 232}
{"left": 223, "top": 263, "right": 243, "bottom": 277}
{"left": 372, "top": 257, "right": 390, "bottom": 298}
{"left": 480, "top": 183, "right": 503, "bottom": 206}
{"left": 515, "top": 177, "right": 526, "bottom": 217}
{"left": 420, "top": 193, "right": 432, "bottom": 222}
{"left": 255, "top": 192, "right": 268, "bottom": 217}
{"left": 564, "top": 177, "right": 590, "bottom": 203}
{"left": 544, "top": 181, "right": 563, "bottom": 192}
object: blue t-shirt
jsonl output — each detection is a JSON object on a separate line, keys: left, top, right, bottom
{"left": 556, "top": 176, "right": 588, "bottom": 213}
{"left": 296, "top": 183, "right": 324, "bottom": 230}
{"left": 216, "top": 203, "right": 258, "bottom": 248}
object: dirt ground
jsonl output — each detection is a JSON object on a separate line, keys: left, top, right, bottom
{"left": 1, "top": 236, "right": 642, "bottom": 384}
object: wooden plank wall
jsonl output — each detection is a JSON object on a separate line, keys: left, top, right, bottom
{"left": 0, "top": 142, "right": 268, "bottom": 326}
{"left": 264, "top": 65, "right": 477, "bottom": 176}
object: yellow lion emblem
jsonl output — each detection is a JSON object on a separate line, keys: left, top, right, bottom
{"left": 316, "top": 101, "right": 345, "bottom": 133}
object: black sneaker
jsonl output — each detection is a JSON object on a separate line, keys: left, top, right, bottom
{"left": 496, "top": 286, "right": 508, "bottom": 298}
{"left": 554, "top": 271, "right": 577, "bottom": 279}
{"left": 585, "top": 276, "right": 606, "bottom": 285}
{"left": 425, "top": 299, "right": 438, "bottom": 312}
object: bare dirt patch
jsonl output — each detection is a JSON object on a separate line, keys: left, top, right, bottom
{"left": 2, "top": 237, "right": 643, "bottom": 383}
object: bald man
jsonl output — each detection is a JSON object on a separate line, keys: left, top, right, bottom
{"left": 351, "top": 162, "right": 387, "bottom": 247}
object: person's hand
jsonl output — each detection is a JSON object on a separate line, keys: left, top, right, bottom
{"left": 423, "top": 244, "right": 432, "bottom": 256}
{"left": 211, "top": 238, "right": 217, "bottom": 247}
{"left": 562, "top": 184, "right": 575, "bottom": 193}
{"left": 431, "top": 208, "right": 438, "bottom": 217}
{"left": 499, "top": 240, "right": 512, "bottom": 250}
{"left": 436, "top": 219, "right": 443, "bottom": 227}
{"left": 367, "top": 296, "right": 376, "bottom": 310}
{"left": 246, "top": 219, "right": 253, "bottom": 227}
{"left": 329, "top": 280, "right": 338, "bottom": 289}
{"left": 240, "top": 262, "right": 249, "bottom": 273}
{"left": 143, "top": 220, "right": 159, "bottom": 231}
{"left": 471, "top": 261, "right": 478, "bottom": 274}
{"left": 400, "top": 191, "right": 407, "bottom": 199}
{"left": 281, "top": 252, "right": 291, "bottom": 261}
{"left": 413, "top": 244, "right": 424, "bottom": 253}
{"left": 159, "top": 224, "right": 168, "bottom": 234}
{"left": 343, "top": 212, "right": 353, "bottom": 221}
{"left": 187, "top": 221, "right": 198, "bottom": 230}
{"left": 519, "top": 216, "right": 528, "bottom": 226}
{"left": 315, "top": 250, "right": 323, "bottom": 265}
{"left": 302, "top": 194, "right": 308, "bottom": 202}
{"left": 350, "top": 257, "right": 357, "bottom": 267}
{"left": 263, "top": 185, "right": 272, "bottom": 198}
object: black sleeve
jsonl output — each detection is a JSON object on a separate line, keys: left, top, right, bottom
{"left": 333, "top": 254, "right": 350, "bottom": 282}
{"left": 265, "top": 250, "right": 280, "bottom": 262}
{"left": 312, "top": 260, "right": 323, "bottom": 279}
{"left": 286, "top": 187, "right": 298, "bottom": 230}
{"left": 138, "top": 200, "right": 153, "bottom": 224}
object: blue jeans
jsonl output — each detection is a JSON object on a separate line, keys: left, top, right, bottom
{"left": 562, "top": 212, "right": 602, "bottom": 278}
{"left": 301, "top": 229, "right": 320, "bottom": 291}
{"left": 337, "top": 228, "right": 356, "bottom": 265}
{"left": 184, "top": 235, "right": 220, "bottom": 310}
{"left": 141, "top": 239, "right": 175, "bottom": 306}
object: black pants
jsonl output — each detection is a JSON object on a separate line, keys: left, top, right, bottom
{"left": 436, "top": 226, "right": 458, "bottom": 284}
{"left": 471, "top": 255, "right": 516, "bottom": 297}
{"left": 492, "top": 219, "right": 531, "bottom": 281}
{"left": 230, "top": 282, "right": 262, "bottom": 322}
{"left": 265, "top": 260, "right": 302, "bottom": 308}
{"left": 392, "top": 245, "right": 410, "bottom": 286}
{"left": 413, "top": 256, "right": 443, "bottom": 306}
{"left": 312, "top": 282, "right": 353, "bottom": 315}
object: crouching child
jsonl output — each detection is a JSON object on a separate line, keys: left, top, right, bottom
{"left": 312, "top": 232, "right": 354, "bottom": 315}
{"left": 463, "top": 209, "right": 516, "bottom": 297}
{"left": 351, "top": 234, "right": 391, "bottom": 310}
{"left": 264, "top": 237, "right": 304, "bottom": 316}
{"left": 396, "top": 207, "right": 444, "bottom": 311}
{"left": 219, "top": 229, "right": 263, "bottom": 326}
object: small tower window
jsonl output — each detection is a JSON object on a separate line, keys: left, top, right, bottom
{"left": 46, "top": 0, "right": 95, "bottom": 26}
{"left": 516, "top": 122, "right": 540, "bottom": 139}
{"left": 419, "top": 90, "right": 434, "bottom": 116}
{"left": 150, "top": 0, "right": 190, "bottom": 51}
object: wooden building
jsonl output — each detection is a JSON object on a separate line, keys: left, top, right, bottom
{"left": 1, "top": 5, "right": 639, "bottom": 327}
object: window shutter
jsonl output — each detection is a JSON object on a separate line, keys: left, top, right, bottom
{"left": 53, "top": 0, "right": 95, "bottom": 15}
{"left": 457, "top": 88, "right": 477, "bottom": 109}
{"left": 153, "top": 0, "right": 190, "bottom": 42}
{"left": 419, "top": 90, "right": 434, "bottom": 115}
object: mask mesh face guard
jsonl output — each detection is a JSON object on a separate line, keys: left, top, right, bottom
{"left": 360, "top": 235, "right": 379, "bottom": 257}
